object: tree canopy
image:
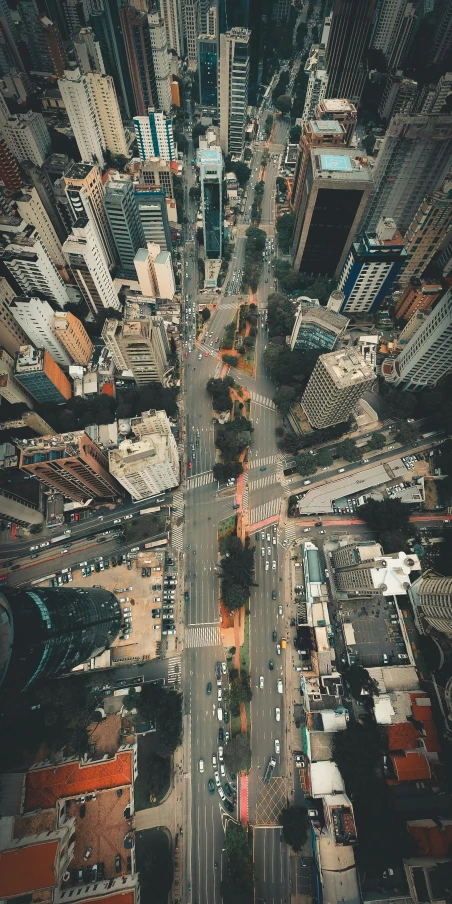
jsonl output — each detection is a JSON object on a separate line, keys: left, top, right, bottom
{"left": 367, "top": 432, "right": 386, "bottom": 450}
{"left": 358, "top": 498, "right": 411, "bottom": 552}
{"left": 275, "top": 212, "right": 295, "bottom": 252}
{"left": 220, "top": 534, "right": 255, "bottom": 612}
{"left": 279, "top": 806, "right": 309, "bottom": 852}
{"left": 223, "top": 733, "right": 252, "bottom": 774}
{"left": 226, "top": 159, "right": 251, "bottom": 186}
{"left": 275, "top": 93, "right": 292, "bottom": 114}
{"left": 336, "top": 438, "right": 361, "bottom": 462}
{"left": 343, "top": 664, "right": 380, "bottom": 701}
{"left": 221, "top": 822, "right": 254, "bottom": 904}
{"left": 267, "top": 292, "right": 296, "bottom": 337}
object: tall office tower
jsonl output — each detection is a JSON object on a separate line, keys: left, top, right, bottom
{"left": 427, "top": 72, "right": 452, "bottom": 114}
{"left": 0, "top": 0, "right": 24, "bottom": 76}
{"left": 398, "top": 309, "right": 430, "bottom": 343}
{"left": 104, "top": 176, "right": 146, "bottom": 278}
{"left": 199, "top": 147, "right": 223, "bottom": 286}
{"left": 332, "top": 545, "right": 419, "bottom": 596}
{"left": 0, "top": 88, "right": 8, "bottom": 129}
{"left": 19, "top": 430, "right": 121, "bottom": 501}
{"left": 365, "top": 115, "right": 452, "bottom": 234}
{"left": 86, "top": 72, "right": 128, "bottom": 158}
{"left": 0, "top": 585, "right": 122, "bottom": 692}
{"left": 121, "top": 7, "right": 157, "bottom": 117}
{"left": 370, "top": 0, "right": 418, "bottom": 69}
{"left": 313, "top": 99, "right": 358, "bottom": 145}
{"left": 102, "top": 314, "right": 169, "bottom": 383}
{"left": 73, "top": 27, "right": 105, "bottom": 74}
{"left": 400, "top": 176, "right": 452, "bottom": 285}
{"left": 273, "top": 0, "right": 291, "bottom": 23}
{"left": 87, "top": 0, "right": 135, "bottom": 118}
{"left": 291, "top": 119, "right": 348, "bottom": 231}
{"left": 198, "top": 33, "right": 218, "bottom": 108}
{"left": 58, "top": 68, "right": 105, "bottom": 169}
{"left": 183, "top": 0, "right": 200, "bottom": 65}
{"left": 1, "top": 230, "right": 72, "bottom": 306}
{"left": 289, "top": 299, "right": 349, "bottom": 351}
{"left": 14, "top": 345, "right": 72, "bottom": 403}
{"left": 16, "top": 0, "right": 51, "bottom": 71}
{"left": 395, "top": 279, "right": 443, "bottom": 319}
{"left": 109, "top": 409, "right": 179, "bottom": 501}
{"left": 292, "top": 147, "right": 373, "bottom": 278}
{"left": 40, "top": 16, "right": 68, "bottom": 77}
{"left": 0, "top": 140, "right": 23, "bottom": 191}
{"left": 20, "top": 160, "right": 68, "bottom": 247}
{"left": 64, "top": 162, "right": 116, "bottom": 269}
{"left": 382, "top": 288, "right": 452, "bottom": 389}
{"left": 136, "top": 157, "right": 175, "bottom": 197}
{"left": 301, "top": 348, "right": 375, "bottom": 429}
{"left": 337, "top": 217, "right": 407, "bottom": 314}
{"left": 159, "top": 0, "right": 184, "bottom": 55}
{"left": 325, "top": 0, "right": 377, "bottom": 104}
{"left": 0, "top": 276, "right": 28, "bottom": 355}
{"left": 2, "top": 111, "right": 51, "bottom": 167}
{"left": 133, "top": 109, "right": 175, "bottom": 161}
{"left": 147, "top": 10, "right": 172, "bottom": 114}
{"left": 379, "top": 72, "right": 418, "bottom": 122}
{"left": 415, "top": 574, "right": 452, "bottom": 637}
{"left": 302, "top": 46, "right": 328, "bottom": 123}
{"left": 134, "top": 241, "right": 176, "bottom": 299}
{"left": 219, "top": 28, "right": 251, "bottom": 155}
{"left": 135, "top": 188, "right": 172, "bottom": 250}
{"left": 431, "top": 0, "right": 452, "bottom": 64}
{"left": 15, "top": 187, "right": 65, "bottom": 267}
{"left": 9, "top": 297, "right": 71, "bottom": 367}
{"left": 62, "top": 217, "right": 121, "bottom": 316}
{"left": 54, "top": 311, "right": 93, "bottom": 364}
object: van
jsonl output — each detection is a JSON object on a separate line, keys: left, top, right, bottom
{"left": 281, "top": 638, "right": 287, "bottom": 649}
{"left": 217, "top": 707, "right": 223, "bottom": 721}
{"left": 338, "top": 468, "right": 345, "bottom": 473}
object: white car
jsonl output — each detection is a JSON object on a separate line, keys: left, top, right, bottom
{"left": 272, "top": 561, "right": 276, "bottom": 571}
{"left": 261, "top": 547, "right": 265, "bottom": 556}
{"left": 275, "top": 707, "right": 281, "bottom": 721}
{"left": 217, "top": 687, "right": 222, "bottom": 702}
{"left": 267, "top": 546, "right": 271, "bottom": 555}
{"left": 212, "top": 753, "right": 217, "bottom": 767}
{"left": 272, "top": 537, "right": 276, "bottom": 545}
{"left": 113, "top": 518, "right": 121, "bottom": 524}
{"left": 199, "top": 758, "right": 204, "bottom": 773}
{"left": 278, "top": 605, "right": 283, "bottom": 616}
{"left": 123, "top": 514, "right": 133, "bottom": 520}
{"left": 267, "top": 534, "right": 271, "bottom": 541}
{"left": 218, "top": 746, "right": 224, "bottom": 761}
{"left": 277, "top": 679, "right": 283, "bottom": 693}
{"left": 198, "top": 353, "right": 202, "bottom": 359}
{"left": 275, "top": 739, "right": 280, "bottom": 755}
{"left": 265, "top": 561, "right": 269, "bottom": 571}
{"left": 220, "top": 763, "right": 225, "bottom": 777}
{"left": 214, "top": 770, "right": 220, "bottom": 786}
{"left": 221, "top": 662, "right": 227, "bottom": 675}
{"left": 259, "top": 676, "right": 264, "bottom": 689}
{"left": 218, "top": 786, "right": 226, "bottom": 801}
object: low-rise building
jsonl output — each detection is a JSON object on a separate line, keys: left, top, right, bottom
{"left": 289, "top": 298, "right": 349, "bottom": 352}
{"left": 109, "top": 408, "right": 179, "bottom": 500}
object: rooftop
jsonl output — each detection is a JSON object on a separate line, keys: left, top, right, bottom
{"left": 24, "top": 750, "right": 133, "bottom": 811}
{"left": 322, "top": 349, "right": 375, "bottom": 386}
{"left": 310, "top": 760, "right": 345, "bottom": 797}
{"left": 312, "top": 148, "right": 372, "bottom": 182}
{"left": 65, "top": 162, "right": 96, "bottom": 181}
{"left": 198, "top": 147, "right": 223, "bottom": 164}
{"left": 0, "top": 840, "right": 59, "bottom": 897}
{"left": 390, "top": 751, "right": 431, "bottom": 782}
{"left": 63, "top": 786, "right": 132, "bottom": 881}
{"left": 297, "top": 457, "right": 407, "bottom": 514}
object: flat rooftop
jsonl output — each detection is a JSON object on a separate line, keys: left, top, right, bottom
{"left": 297, "top": 457, "right": 408, "bottom": 514}
{"left": 63, "top": 786, "right": 132, "bottom": 881}
{"left": 322, "top": 349, "right": 375, "bottom": 386}
{"left": 310, "top": 119, "right": 344, "bottom": 135}
{"left": 312, "top": 147, "right": 373, "bottom": 181}
{"left": 65, "top": 162, "right": 95, "bottom": 181}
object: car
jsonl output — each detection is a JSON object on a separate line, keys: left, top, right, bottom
{"left": 224, "top": 709, "right": 229, "bottom": 724}
{"left": 398, "top": 653, "right": 409, "bottom": 660}
{"left": 223, "top": 798, "right": 234, "bottom": 813}
{"left": 282, "top": 539, "right": 287, "bottom": 548}
{"left": 218, "top": 746, "right": 224, "bottom": 762}
{"left": 199, "top": 758, "right": 204, "bottom": 772}
{"left": 198, "top": 353, "right": 202, "bottom": 359}
{"left": 84, "top": 847, "right": 92, "bottom": 860}
{"left": 222, "top": 661, "right": 227, "bottom": 675}
{"left": 219, "top": 728, "right": 224, "bottom": 743}
{"left": 260, "top": 466, "right": 267, "bottom": 471}
{"left": 363, "top": 458, "right": 369, "bottom": 463}
{"left": 208, "top": 778, "right": 215, "bottom": 795}
{"left": 265, "top": 561, "right": 269, "bottom": 571}
{"left": 303, "top": 527, "right": 311, "bottom": 533}
{"left": 259, "top": 675, "right": 264, "bottom": 688}
{"left": 220, "top": 763, "right": 225, "bottom": 777}
{"left": 267, "top": 546, "right": 271, "bottom": 555}
{"left": 124, "top": 514, "right": 133, "bottom": 521}
{"left": 278, "top": 605, "right": 283, "bottom": 616}
{"left": 277, "top": 679, "right": 283, "bottom": 693}
{"left": 207, "top": 682, "right": 212, "bottom": 695}
{"left": 275, "top": 739, "right": 280, "bottom": 755}
{"left": 261, "top": 547, "right": 265, "bottom": 556}
{"left": 224, "top": 782, "right": 233, "bottom": 797}
{"left": 275, "top": 707, "right": 281, "bottom": 721}
{"left": 214, "top": 770, "right": 221, "bottom": 786}
{"left": 218, "top": 786, "right": 226, "bottom": 800}
{"left": 269, "top": 659, "right": 274, "bottom": 670}
{"left": 261, "top": 532, "right": 265, "bottom": 540}
{"left": 217, "top": 687, "right": 222, "bottom": 701}
{"left": 188, "top": 461, "right": 192, "bottom": 468}
{"left": 276, "top": 643, "right": 281, "bottom": 655}
{"left": 113, "top": 518, "right": 121, "bottom": 524}
{"left": 272, "top": 561, "right": 276, "bottom": 570}
{"left": 212, "top": 753, "right": 217, "bottom": 766}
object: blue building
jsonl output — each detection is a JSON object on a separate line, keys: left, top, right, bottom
{"left": 198, "top": 147, "right": 223, "bottom": 286}
{"left": 198, "top": 34, "right": 218, "bottom": 108}
{"left": 289, "top": 298, "right": 349, "bottom": 352}
{"left": 338, "top": 217, "right": 407, "bottom": 315}
{"left": 105, "top": 178, "right": 146, "bottom": 279}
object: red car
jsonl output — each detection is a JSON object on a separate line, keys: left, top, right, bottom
{"left": 205, "top": 352, "right": 209, "bottom": 357}
{"left": 184, "top": 351, "right": 188, "bottom": 358}
{"left": 188, "top": 461, "right": 192, "bottom": 469}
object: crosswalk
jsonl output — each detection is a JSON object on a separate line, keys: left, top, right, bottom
{"left": 249, "top": 497, "right": 281, "bottom": 526}
{"left": 242, "top": 473, "right": 249, "bottom": 511}
{"left": 250, "top": 391, "right": 276, "bottom": 410}
{"left": 171, "top": 490, "right": 184, "bottom": 549}
{"left": 284, "top": 523, "right": 298, "bottom": 544}
{"left": 185, "top": 624, "right": 223, "bottom": 648}
{"left": 250, "top": 455, "right": 280, "bottom": 469}
{"left": 187, "top": 470, "right": 214, "bottom": 489}
{"left": 249, "top": 473, "right": 279, "bottom": 491}
{"left": 167, "top": 655, "right": 182, "bottom": 685}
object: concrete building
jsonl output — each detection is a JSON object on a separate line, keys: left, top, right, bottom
{"left": 40, "top": 15, "right": 68, "bottom": 77}
{"left": 159, "top": 0, "right": 184, "bottom": 56}
{"left": 302, "top": 348, "right": 375, "bottom": 429}
{"left": 19, "top": 430, "right": 120, "bottom": 502}
{"left": 1, "top": 229, "right": 71, "bottom": 306}
{"left": 431, "top": 0, "right": 452, "bottom": 64}
{"left": 363, "top": 114, "right": 452, "bottom": 234}
{"left": 400, "top": 176, "right": 452, "bottom": 285}
{"left": 382, "top": 288, "right": 452, "bottom": 390}
{"left": 86, "top": 72, "right": 128, "bottom": 159}
{"left": 2, "top": 111, "right": 51, "bottom": 167}
{"left": 292, "top": 147, "right": 373, "bottom": 278}
{"left": 54, "top": 311, "right": 93, "bottom": 365}
{"left": 14, "top": 345, "right": 72, "bottom": 404}
{"left": 102, "top": 314, "right": 169, "bottom": 384}
{"left": 64, "top": 161, "right": 116, "bottom": 269}
{"left": 0, "top": 371, "right": 33, "bottom": 406}
{"left": 414, "top": 573, "right": 452, "bottom": 636}
{"left": 325, "top": 0, "right": 377, "bottom": 104}
{"left": 395, "top": 279, "right": 443, "bottom": 321}
{"left": 0, "top": 0, "right": 24, "bottom": 77}
{"left": 17, "top": 0, "right": 52, "bottom": 71}
{"left": 0, "top": 276, "right": 28, "bottom": 355}
{"left": 338, "top": 217, "right": 407, "bottom": 314}
{"left": 291, "top": 119, "right": 348, "bottom": 249}
{"left": 398, "top": 310, "right": 430, "bottom": 344}
{"left": 370, "top": 0, "right": 418, "bottom": 69}
{"left": 109, "top": 408, "right": 179, "bottom": 501}
{"left": 9, "top": 297, "right": 71, "bottom": 367}
{"left": 63, "top": 217, "right": 121, "bottom": 316}
{"left": 0, "top": 138, "right": 23, "bottom": 192}
{"left": 136, "top": 157, "right": 175, "bottom": 198}
{"left": 379, "top": 71, "right": 418, "bottom": 122}
{"left": 147, "top": 9, "right": 172, "bottom": 115}
{"left": 15, "top": 186, "right": 65, "bottom": 267}
{"left": 58, "top": 67, "right": 105, "bottom": 169}
{"left": 183, "top": 0, "right": 199, "bottom": 66}
{"left": 199, "top": 147, "right": 223, "bottom": 275}
{"left": 289, "top": 299, "right": 349, "bottom": 351}
{"left": 121, "top": 7, "right": 157, "bottom": 117}
{"left": 219, "top": 28, "right": 251, "bottom": 156}
{"left": 18, "top": 158, "right": 68, "bottom": 246}
{"left": 134, "top": 242, "right": 175, "bottom": 299}
{"left": 198, "top": 33, "right": 218, "bottom": 108}
{"left": 104, "top": 176, "right": 146, "bottom": 279}
{"left": 302, "top": 45, "right": 328, "bottom": 124}
{"left": 133, "top": 109, "right": 176, "bottom": 161}
{"left": 313, "top": 99, "right": 358, "bottom": 146}
{"left": 134, "top": 186, "right": 172, "bottom": 250}
{"left": 331, "top": 543, "right": 420, "bottom": 596}
{"left": 73, "top": 26, "right": 105, "bottom": 75}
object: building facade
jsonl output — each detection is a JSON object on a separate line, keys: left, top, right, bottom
{"left": 16, "top": 186, "right": 65, "bottom": 267}
{"left": 198, "top": 33, "right": 218, "bottom": 108}
{"left": 9, "top": 296, "right": 71, "bottom": 367}
{"left": 134, "top": 186, "right": 172, "bottom": 250}
{"left": 14, "top": 345, "right": 72, "bottom": 404}
{"left": 63, "top": 217, "right": 121, "bottom": 316}
{"left": 104, "top": 176, "right": 146, "bottom": 279}
{"left": 148, "top": 10, "right": 172, "bottom": 114}
{"left": 19, "top": 430, "right": 121, "bottom": 501}
{"left": 159, "top": 0, "right": 184, "bottom": 56}
{"left": 302, "top": 45, "right": 328, "bottom": 124}
{"left": 102, "top": 315, "right": 169, "bottom": 384}
{"left": 370, "top": 0, "right": 418, "bottom": 68}
{"left": 301, "top": 348, "right": 375, "bottom": 429}
{"left": 379, "top": 71, "right": 418, "bottom": 122}
{"left": 416, "top": 574, "right": 452, "bottom": 637}
{"left": 395, "top": 279, "right": 443, "bottom": 321}
{"left": 73, "top": 26, "right": 105, "bottom": 74}
{"left": 338, "top": 217, "right": 407, "bottom": 314}
{"left": 3, "top": 111, "right": 51, "bottom": 167}
{"left": 219, "top": 28, "right": 251, "bottom": 156}
{"left": 133, "top": 109, "right": 176, "bottom": 161}
{"left": 199, "top": 147, "right": 223, "bottom": 271}
{"left": 58, "top": 67, "right": 106, "bottom": 169}
{"left": 86, "top": 71, "right": 128, "bottom": 158}
{"left": 120, "top": 7, "right": 157, "bottom": 117}
{"left": 1, "top": 230, "right": 71, "bottom": 307}
{"left": 289, "top": 299, "right": 349, "bottom": 351}
{"left": 400, "top": 176, "right": 452, "bottom": 286}
{"left": 0, "top": 277, "right": 28, "bottom": 355}
{"left": 325, "top": 0, "right": 377, "bottom": 104}
{"left": 383, "top": 288, "right": 452, "bottom": 390}
{"left": 109, "top": 408, "right": 179, "bottom": 500}
{"left": 54, "top": 311, "right": 93, "bottom": 364}
{"left": 64, "top": 161, "right": 117, "bottom": 269}
{"left": 134, "top": 242, "right": 176, "bottom": 299}
{"left": 136, "top": 157, "right": 175, "bottom": 198}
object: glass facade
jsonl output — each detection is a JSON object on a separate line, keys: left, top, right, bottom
{"left": 199, "top": 38, "right": 218, "bottom": 107}
{"left": 293, "top": 322, "right": 337, "bottom": 351}
{"left": 204, "top": 178, "right": 222, "bottom": 259}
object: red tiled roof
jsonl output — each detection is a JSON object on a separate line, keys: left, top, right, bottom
{"left": 25, "top": 751, "right": 132, "bottom": 811}
{"left": 423, "top": 720, "right": 440, "bottom": 753}
{"left": 101, "top": 381, "right": 115, "bottom": 396}
{"left": 410, "top": 695, "right": 433, "bottom": 723}
{"left": 80, "top": 893, "right": 135, "bottom": 904}
{"left": 387, "top": 722, "right": 418, "bottom": 751}
{"left": 408, "top": 823, "right": 452, "bottom": 857}
{"left": 390, "top": 751, "right": 432, "bottom": 782}
{"left": 0, "top": 840, "right": 58, "bottom": 897}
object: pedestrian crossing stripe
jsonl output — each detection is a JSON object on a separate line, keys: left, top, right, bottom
{"left": 167, "top": 656, "right": 181, "bottom": 684}
{"left": 249, "top": 473, "right": 279, "bottom": 491}
{"left": 185, "top": 624, "right": 223, "bottom": 648}
{"left": 249, "top": 497, "right": 281, "bottom": 526}
{"left": 251, "top": 455, "right": 279, "bottom": 469}
{"left": 187, "top": 471, "right": 214, "bottom": 488}
{"left": 250, "top": 391, "right": 276, "bottom": 410}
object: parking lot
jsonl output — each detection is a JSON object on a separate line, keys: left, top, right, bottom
{"left": 340, "top": 596, "right": 410, "bottom": 668}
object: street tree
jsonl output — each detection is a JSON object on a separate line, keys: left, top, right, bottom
{"left": 273, "top": 385, "right": 297, "bottom": 414}
{"left": 343, "top": 665, "right": 380, "bottom": 701}
{"left": 223, "top": 733, "right": 252, "bottom": 774}
{"left": 336, "top": 438, "right": 361, "bottom": 462}
{"left": 367, "top": 432, "right": 386, "bottom": 450}
{"left": 201, "top": 306, "right": 211, "bottom": 322}
{"left": 222, "top": 581, "right": 248, "bottom": 611}
{"left": 395, "top": 421, "right": 419, "bottom": 445}
{"left": 315, "top": 448, "right": 333, "bottom": 467}
{"left": 296, "top": 452, "right": 317, "bottom": 476}
{"left": 279, "top": 806, "right": 309, "bottom": 852}
{"left": 274, "top": 94, "right": 292, "bottom": 114}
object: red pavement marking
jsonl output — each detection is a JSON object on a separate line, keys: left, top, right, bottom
{"left": 220, "top": 363, "right": 228, "bottom": 378}
{"left": 248, "top": 515, "right": 279, "bottom": 531}
{"left": 239, "top": 774, "right": 248, "bottom": 827}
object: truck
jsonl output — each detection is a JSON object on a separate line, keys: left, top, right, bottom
{"left": 263, "top": 757, "right": 276, "bottom": 784}
{"left": 50, "top": 533, "right": 70, "bottom": 544}
{"left": 144, "top": 536, "right": 169, "bottom": 549}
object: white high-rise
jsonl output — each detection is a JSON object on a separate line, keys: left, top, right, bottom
{"left": 183, "top": 0, "right": 199, "bottom": 66}
{"left": 73, "top": 27, "right": 105, "bottom": 74}
{"left": 2, "top": 111, "right": 51, "bottom": 166}
{"left": 159, "top": 0, "right": 184, "bottom": 57}
{"left": 1, "top": 230, "right": 71, "bottom": 307}
{"left": 147, "top": 10, "right": 172, "bottom": 114}
{"left": 134, "top": 242, "right": 176, "bottom": 299}
{"left": 8, "top": 296, "right": 71, "bottom": 367}
{"left": 133, "top": 109, "right": 176, "bottom": 161}
{"left": 370, "top": 0, "right": 417, "bottom": 68}
{"left": 58, "top": 67, "right": 105, "bottom": 168}
{"left": 219, "top": 28, "right": 251, "bottom": 156}
{"left": 109, "top": 409, "right": 179, "bottom": 501}
{"left": 64, "top": 162, "right": 117, "bottom": 270}
{"left": 302, "top": 45, "right": 328, "bottom": 123}
{"left": 16, "top": 186, "right": 65, "bottom": 267}
{"left": 382, "top": 288, "right": 452, "bottom": 390}
{"left": 63, "top": 217, "right": 121, "bottom": 316}
{"left": 86, "top": 72, "right": 128, "bottom": 158}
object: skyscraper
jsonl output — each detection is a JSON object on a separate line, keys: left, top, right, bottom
{"left": 199, "top": 147, "right": 223, "bottom": 285}
{"left": 182, "top": 0, "right": 200, "bottom": 66}
{"left": 40, "top": 15, "right": 68, "bottom": 77}
{"left": 58, "top": 68, "right": 106, "bottom": 169}
{"left": 102, "top": 314, "right": 169, "bottom": 384}
{"left": 431, "top": 0, "right": 452, "bottom": 64}
{"left": 219, "top": 28, "right": 251, "bottom": 155}
{"left": 198, "top": 33, "right": 218, "bottom": 108}
{"left": 159, "top": 0, "right": 184, "bottom": 56}
{"left": 87, "top": 0, "right": 135, "bottom": 118}
{"left": 2, "top": 111, "right": 51, "bottom": 167}
{"left": 0, "top": 139, "right": 23, "bottom": 191}
{"left": 379, "top": 72, "right": 418, "bottom": 122}
{"left": 16, "top": 187, "right": 65, "bottom": 267}
{"left": 134, "top": 187, "right": 172, "bottom": 250}
{"left": 104, "top": 176, "right": 146, "bottom": 278}
{"left": 325, "top": 0, "right": 377, "bottom": 104}
{"left": 395, "top": 279, "right": 443, "bottom": 320}
{"left": 133, "top": 109, "right": 176, "bottom": 161}
{"left": 14, "top": 345, "right": 72, "bottom": 404}
{"left": 337, "top": 217, "right": 407, "bottom": 314}
{"left": 302, "top": 45, "right": 329, "bottom": 123}
{"left": 19, "top": 430, "right": 121, "bottom": 502}
{"left": 134, "top": 242, "right": 176, "bottom": 299}
{"left": 17, "top": 0, "right": 51, "bottom": 71}
{"left": 64, "top": 161, "right": 117, "bottom": 269}
{"left": 301, "top": 348, "right": 375, "bottom": 429}
{"left": 73, "top": 27, "right": 105, "bottom": 74}
{"left": 0, "top": 276, "right": 29, "bottom": 356}
{"left": 0, "top": 585, "right": 122, "bottom": 692}
{"left": 399, "top": 176, "right": 452, "bottom": 285}
{"left": 86, "top": 72, "right": 128, "bottom": 158}
{"left": 369, "top": 0, "right": 418, "bottom": 69}
{"left": 54, "top": 311, "right": 93, "bottom": 365}
{"left": 62, "top": 217, "right": 121, "bottom": 316}
{"left": 136, "top": 157, "right": 175, "bottom": 198}
{"left": 0, "top": 0, "right": 24, "bottom": 76}
{"left": 19, "top": 159, "right": 68, "bottom": 248}
{"left": 9, "top": 296, "right": 71, "bottom": 367}
{"left": 121, "top": 7, "right": 156, "bottom": 117}
{"left": 289, "top": 300, "right": 349, "bottom": 351}
{"left": 414, "top": 573, "right": 452, "bottom": 637}
{"left": 109, "top": 409, "right": 179, "bottom": 501}
{"left": 1, "top": 229, "right": 72, "bottom": 306}
{"left": 382, "top": 288, "right": 452, "bottom": 390}
{"left": 148, "top": 9, "right": 172, "bottom": 114}
{"left": 291, "top": 118, "right": 348, "bottom": 241}
{"left": 363, "top": 114, "right": 452, "bottom": 234}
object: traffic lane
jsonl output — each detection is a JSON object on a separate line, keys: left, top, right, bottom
{"left": 254, "top": 828, "right": 285, "bottom": 904}
{"left": 6, "top": 536, "right": 146, "bottom": 587}
{"left": 185, "top": 485, "right": 222, "bottom": 626}
{"left": 251, "top": 553, "right": 284, "bottom": 774}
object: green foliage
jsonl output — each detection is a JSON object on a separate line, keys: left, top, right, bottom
{"left": 358, "top": 498, "right": 411, "bottom": 552}
{"left": 221, "top": 822, "right": 254, "bottom": 904}
{"left": 336, "top": 438, "right": 361, "bottom": 462}
{"left": 223, "top": 353, "right": 238, "bottom": 366}
{"left": 267, "top": 292, "right": 295, "bottom": 337}
{"left": 143, "top": 753, "right": 170, "bottom": 800}
{"left": 220, "top": 534, "right": 255, "bottom": 612}
{"left": 128, "top": 684, "right": 182, "bottom": 756}
{"left": 222, "top": 319, "right": 237, "bottom": 349}
{"left": 272, "top": 70, "right": 290, "bottom": 103}
{"left": 189, "top": 185, "right": 201, "bottom": 202}
{"left": 213, "top": 461, "right": 243, "bottom": 481}
{"left": 223, "top": 582, "right": 249, "bottom": 611}
{"left": 201, "top": 306, "right": 211, "bottom": 322}
{"left": 291, "top": 70, "right": 309, "bottom": 120}
{"left": 225, "top": 159, "right": 251, "bottom": 186}
{"left": 296, "top": 452, "right": 317, "bottom": 476}
{"left": 315, "top": 447, "right": 333, "bottom": 467}
{"left": 215, "top": 417, "right": 253, "bottom": 461}
{"left": 206, "top": 376, "right": 233, "bottom": 413}
{"left": 172, "top": 173, "right": 185, "bottom": 222}
{"left": 295, "top": 21, "right": 307, "bottom": 49}
{"left": 274, "top": 264, "right": 337, "bottom": 302}
{"left": 276, "top": 176, "right": 287, "bottom": 192}
{"left": 229, "top": 671, "right": 253, "bottom": 714}
{"left": 275, "top": 212, "right": 295, "bottom": 252}
{"left": 192, "top": 122, "right": 207, "bottom": 147}
{"left": 135, "top": 828, "right": 173, "bottom": 904}
{"left": 273, "top": 385, "right": 297, "bottom": 415}
{"left": 379, "top": 381, "right": 416, "bottom": 419}
{"left": 367, "top": 432, "right": 386, "bottom": 451}
{"left": 223, "top": 734, "right": 252, "bottom": 775}
{"left": 332, "top": 722, "right": 387, "bottom": 798}
{"left": 343, "top": 665, "right": 380, "bottom": 701}
{"left": 279, "top": 806, "right": 309, "bottom": 852}
{"left": 264, "top": 113, "right": 273, "bottom": 137}
{"left": 242, "top": 225, "right": 266, "bottom": 291}
{"left": 38, "top": 382, "right": 178, "bottom": 434}
{"left": 395, "top": 422, "right": 419, "bottom": 445}
{"left": 275, "top": 93, "right": 292, "bottom": 114}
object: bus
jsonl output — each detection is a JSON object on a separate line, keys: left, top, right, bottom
{"left": 50, "top": 531, "right": 71, "bottom": 545}
{"left": 139, "top": 506, "right": 161, "bottom": 515}
{"left": 31, "top": 573, "right": 56, "bottom": 585}
{"left": 144, "top": 536, "right": 169, "bottom": 549}
{"left": 420, "top": 430, "right": 445, "bottom": 440}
